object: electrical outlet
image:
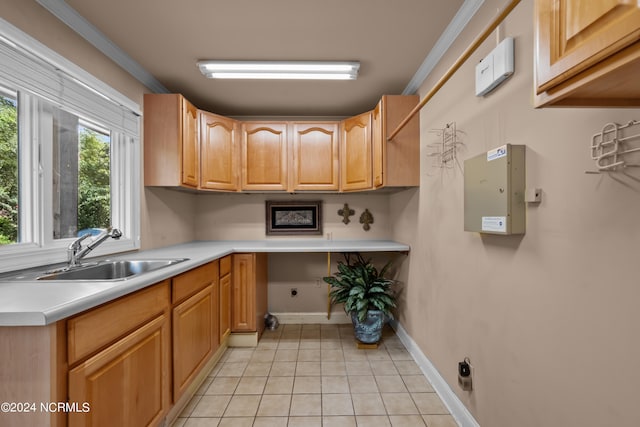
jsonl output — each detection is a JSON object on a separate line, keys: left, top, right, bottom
{"left": 458, "top": 357, "right": 473, "bottom": 391}
{"left": 290, "top": 288, "right": 298, "bottom": 297}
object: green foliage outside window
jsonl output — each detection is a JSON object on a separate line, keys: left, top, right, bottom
{"left": 78, "top": 128, "right": 111, "bottom": 232}
{"left": 0, "top": 97, "right": 18, "bottom": 245}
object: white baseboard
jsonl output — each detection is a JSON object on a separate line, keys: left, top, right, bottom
{"left": 270, "top": 311, "right": 351, "bottom": 324}
{"left": 390, "top": 320, "right": 480, "bottom": 427}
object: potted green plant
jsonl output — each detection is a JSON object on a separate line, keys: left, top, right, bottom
{"left": 323, "top": 252, "right": 397, "bottom": 344}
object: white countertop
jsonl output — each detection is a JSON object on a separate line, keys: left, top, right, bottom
{"left": 0, "top": 239, "right": 409, "bottom": 326}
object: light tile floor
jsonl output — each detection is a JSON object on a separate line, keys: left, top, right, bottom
{"left": 172, "top": 324, "right": 458, "bottom": 427}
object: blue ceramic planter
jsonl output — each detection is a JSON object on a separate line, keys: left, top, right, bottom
{"left": 351, "top": 310, "right": 387, "bottom": 344}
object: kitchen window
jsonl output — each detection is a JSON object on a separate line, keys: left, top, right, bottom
{"left": 0, "top": 19, "right": 140, "bottom": 273}
{"left": 52, "top": 112, "right": 112, "bottom": 240}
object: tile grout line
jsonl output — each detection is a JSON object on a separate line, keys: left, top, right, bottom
{"left": 176, "top": 324, "right": 458, "bottom": 426}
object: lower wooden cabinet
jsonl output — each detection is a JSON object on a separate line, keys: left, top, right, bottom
{"left": 171, "top": 261, "right": 219, "bottom": 401}
{"left": 66, "top": 260, "right": 226, "bottom": 426}
{"left": 67, "top": 283, "right": 170, "bottom": 366}
{"left": 232, "top": 253, "right": 268, "bottom": 336}
{"left": 37, "top": 256, "right": 257, "bottom": 427}
{"left": 219, "top": 255, "right": 232, "bottom": 341}
{"left": 172, "top": 285, "right": 217, "bottom": 400}
{"left": 68, "top": 285, "right": 171, "bottom": 427}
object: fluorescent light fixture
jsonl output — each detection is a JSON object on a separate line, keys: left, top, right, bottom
{"left": 197, "top": 60, "right": 360, "bottom": 80}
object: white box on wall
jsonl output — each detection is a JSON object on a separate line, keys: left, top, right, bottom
{"left": 475, "top": 37, "right": 514, "bottom": 96}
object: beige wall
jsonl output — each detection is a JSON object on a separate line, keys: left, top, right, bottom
{"left": 1, "top": 0, "right": 197, "bottom": 250}
{"left": 267, "top": 251, "right": 403, "bottom": 315}
{"left": 195, "top": 192, "right": 396, "bottom": 313}
{"left": 194, "top": 192, "right": 391, "bottom": 240}
{"left": 141, "top": 188, "right": 197, "bottom": 249}
{"left": 392, "top": 1, "right": 640, "bottom": 426}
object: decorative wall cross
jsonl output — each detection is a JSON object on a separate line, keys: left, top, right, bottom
{"left": 360, "top": 209, "right": 374, "bottom": 231}
{"left": 338, "top": 203, "right": 355, "bottom": 224}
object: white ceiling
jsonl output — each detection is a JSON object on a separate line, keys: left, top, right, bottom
{"left": 57, "top": 0, "right": 467, "bottom": 117}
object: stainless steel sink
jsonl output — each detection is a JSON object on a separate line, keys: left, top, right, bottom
{"left": 0, "top": 258, "right": 190, "bottom": 282}
{"left": 36, "top": 258, "right": 189, "bottom": 281}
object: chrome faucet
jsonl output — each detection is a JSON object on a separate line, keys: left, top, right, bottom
{"left": 67, "top": 227, "right": 122, "bottom": 267}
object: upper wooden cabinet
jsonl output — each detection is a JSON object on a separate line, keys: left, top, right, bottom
{"left": 144, "top": 94, "right": 199, "bottom": 188}
{"left": 535, "top": 0, "right": 640, "bottom": 106}
{"left": 182, "top": 100, "right": 199, "bottom": 187}
{"left": 341, "top": 111, "right": 373, "bottom": 191}
{"left": 241, "top": 122, "right": 288, "bottom": 191}
{"left": 372, "top": 95, "right": 420, "bottom": 188}
{"left": 143, "top": 94, "right": 420, "bottom": 192}
{"left": 291, "top": 122, "right": 339, "bottom": 191}
{"left": 200, "top": 111, "right": 239, "bottom": 191}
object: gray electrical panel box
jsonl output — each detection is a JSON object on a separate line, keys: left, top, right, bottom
{"left": 464, "top": 144, "right": 525, "bottom": 235}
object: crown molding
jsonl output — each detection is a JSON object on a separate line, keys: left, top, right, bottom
{"left": 35, "top": 0, "right": 169, "bottom": 94}
{"left": 403, "top": 0, "right": 485, "bottom": 95}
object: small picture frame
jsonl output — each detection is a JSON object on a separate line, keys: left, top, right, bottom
{"left": 266, "top": 200, "right": 322, "bottom": 236}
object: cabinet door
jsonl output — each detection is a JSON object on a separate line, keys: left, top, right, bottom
{"left": 200, "top": 111, "right": 239, "bottom": 191}
{"left": 241, "top": 122, "right": 288, "bottom": 191}
{"left": 181, "top": 97, "right": 199, "bottom": 187}
{"left": 291, "top": 122, "right": 339, "bottom": 191}
{"left": 68, "top": 314, "right": 170, "bottom": 427}
{"left": 219, "top": 256, "right": 232, "bottom": 341}
{"left": 231, "top": 254, "right": 256, "bottom": 332}
{"left": 372, "top": 102, "right": 384, "bottom": 188}
{"left": 172, "top": 285, "right": 217, "bottom": 400}
{"left": 535, "top": 0, "right": 640, "bottom": 93}
{"left": 219, "top": 273, "right": 231, "bottom": 341}
{"left": 372, "top": 95, "right": 420, "bottom": 188}
{"left": 144, "top": 94, "right": 198, "bottom": 188}
{"left": 340, "top": 111, "right": 372, "bottom": 191}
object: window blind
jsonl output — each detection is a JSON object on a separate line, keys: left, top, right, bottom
{"left": 0, "top": 35, "right": 139, "bottom": 135}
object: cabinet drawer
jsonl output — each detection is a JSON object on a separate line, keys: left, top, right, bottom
{"left": 172, "top": 261, "right": 218, "bottom": 304}
{"left": 67, "top": 281, "right": 170, "bottom": 366}
{"left": 220, "top": 255, "right": 231, "bottom": 276}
